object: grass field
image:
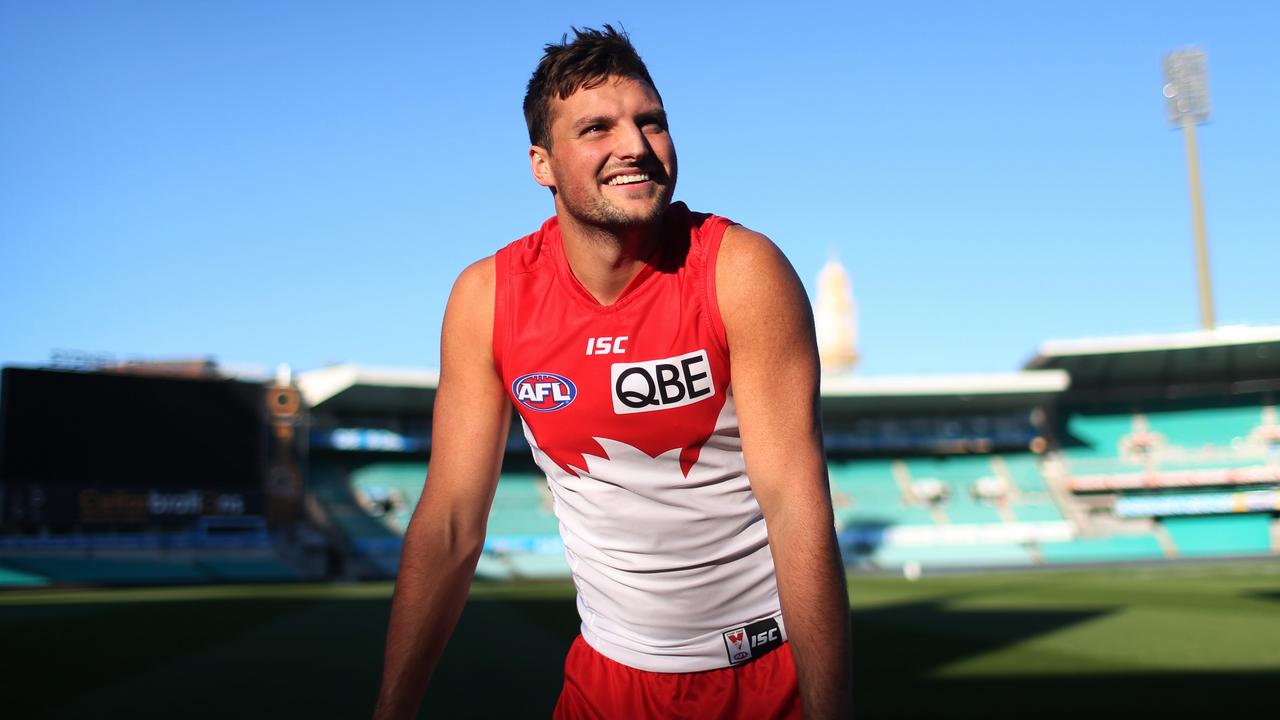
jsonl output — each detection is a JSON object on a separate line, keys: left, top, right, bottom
{"left": 2, "top": 560, "right": 1278, "bottom": 718}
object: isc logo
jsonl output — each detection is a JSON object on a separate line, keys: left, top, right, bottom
{"left": 585, "top": 336, "right": 628, "bottom": 355}
{"left": 512, "top": 372, "right": 577, "bottom": 412}
{"left": 722, "top": 617, "right": 782, "bottom": 665}
{"left": 610, "top": 349, "right": 715, "bottom": 415}
{"left": 752, "top": 627, "right": 780, "bottom": 647}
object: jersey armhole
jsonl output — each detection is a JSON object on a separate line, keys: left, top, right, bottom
{"left": 702, "top": 218, "right": 735, "bottom": 356}
{"left": 491, "top": 248, "right": 509, "bottom": 379}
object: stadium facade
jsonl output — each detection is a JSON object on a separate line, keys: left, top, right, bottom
{"left": 2, "top": 327, "right": 1278, "bottom": 585}
{"left": 301, "top": 325, "right": 1280, "bottom": 581}
{"left": 0, "top": 361, "right": 321, "bottom": 585}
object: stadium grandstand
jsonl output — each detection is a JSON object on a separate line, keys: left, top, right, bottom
{"left": 1028, "top": 326, "right": 1280, "bottom": 563}
{"left": 3, "top": 326, "right": 1277, "bottom": 586}
{"left": 0, "top": 360, "right": 328, "bottom": 586}
{"left": 293, "top": 325, "right": 1280, "bottom": 581}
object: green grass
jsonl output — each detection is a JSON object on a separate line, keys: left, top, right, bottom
{"left": 2, "top": 561, "right": 1278, "bottom": 718}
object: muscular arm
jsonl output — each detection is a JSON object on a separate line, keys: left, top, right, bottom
{"left": 718, "top": 226, "right": 851, "bottom": 719}
{"left": 372, "top": 257, "right": 511, "bottom": 719}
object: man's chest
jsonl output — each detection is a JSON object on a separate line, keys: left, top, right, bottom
{"left": 501, "top": 279, "right": 731, "bottom": 476}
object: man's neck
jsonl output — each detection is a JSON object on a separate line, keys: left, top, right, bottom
{"left": 558, "top": 214, "right": 663, "bottom": 306}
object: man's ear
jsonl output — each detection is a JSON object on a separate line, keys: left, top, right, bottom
{"left": 530, "top": 146, "right": 555, "bottom": 188}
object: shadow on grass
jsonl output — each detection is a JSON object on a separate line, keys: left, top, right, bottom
{"left": 429, "top": 594, "right": 1280, "bottom": 719}
{"left": 1, "top": 590, "right": 1274, "bottom": 718}
{"left": 848, "top": 598, "right": 1276, "bottom": 718}
{"left": 0, "top": 592, "right": 579, "bottom": 720}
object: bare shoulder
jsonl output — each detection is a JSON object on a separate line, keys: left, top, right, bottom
{"left": 441, "top": 255, "right": 498, "bottom": 352}
{"left": 716, "top": 225, "right": 812, "bottom": 338}
{"left": 446, "top": 255, "right": 498, "bottom": 318}
{"left": 450, "top": 255, "right": 497, "bottom": 304}
{"left": 717, "top": 225, "right": 793, "bottom": 287}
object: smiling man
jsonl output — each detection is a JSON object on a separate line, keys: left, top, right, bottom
{"left": 373, "top": 26, "right": 850, "bottom": 720}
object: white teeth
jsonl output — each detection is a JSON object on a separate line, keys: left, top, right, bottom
{"left": 607, "top": 173, "right": 649, "bottom": 186}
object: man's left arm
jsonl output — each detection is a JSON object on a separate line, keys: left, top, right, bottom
{"left": 718, "top": 225, "right": 851, "bottom": 719}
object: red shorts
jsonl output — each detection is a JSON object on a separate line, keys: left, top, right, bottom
{"left": 553, "top": 635, "right": 801, "bottom": 720}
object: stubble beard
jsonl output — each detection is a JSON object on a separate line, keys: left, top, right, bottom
{"left": 561, "top": 161, "right": 678, "bottom": 235}
{"left": 575, "top": 188, "right": 672, "bottom": 232}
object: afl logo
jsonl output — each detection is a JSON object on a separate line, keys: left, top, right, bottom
{"left": 512, "top": 372, "right": 577, "bottom": 412}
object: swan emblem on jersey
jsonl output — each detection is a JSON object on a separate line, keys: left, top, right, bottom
{"left": 724, "top": 629, "right": 750, "bottom": 663}
{"left": 513, "top": 372, "right": 577, "bottom": 412}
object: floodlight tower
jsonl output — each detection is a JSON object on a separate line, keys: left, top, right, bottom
{"left": 1162, "top": 47, "right": 1215, "bottom": 330}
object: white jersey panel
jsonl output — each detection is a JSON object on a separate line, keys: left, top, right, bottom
{"left": 522, "top": 391, "right": 786, "bottom": 672}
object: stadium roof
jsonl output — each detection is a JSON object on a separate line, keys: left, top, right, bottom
{"left": 1025, "top": 325, "right": 1280, "bottom": 393}
{"left": 819, "top": 371, "right": 1069, "bottom": 415}
{"left": 297, "top": 323, "right": 1280, "bottom": 417}
{"left": 298, "top": 364, "right": 1070, "bottom": 417}
{"left": 298, "top": 364, "right": 439, "bottom": 413}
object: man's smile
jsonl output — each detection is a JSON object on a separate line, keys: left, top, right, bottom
{"left": 605, "top": 173, "right": 651, "bottom": 186}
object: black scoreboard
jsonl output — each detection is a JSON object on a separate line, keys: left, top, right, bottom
{"left": 0, "top": 367, "right": 270, "bottom": 532}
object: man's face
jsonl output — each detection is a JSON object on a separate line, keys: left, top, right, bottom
{"left": 532, "top": 75, "right": 677, "bottom": 231}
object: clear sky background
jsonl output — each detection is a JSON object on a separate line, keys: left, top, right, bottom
{"left": 2, "top": 1, "right": 1277, "bottom": 378}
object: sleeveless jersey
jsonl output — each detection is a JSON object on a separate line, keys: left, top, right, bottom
{"left": 493, "top": 202, "right": 786, "bottom": 673}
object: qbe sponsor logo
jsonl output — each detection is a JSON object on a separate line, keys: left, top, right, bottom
{"left": 512, "top": 372, "right": 577, "bottom": 412}
{"left": 610, "top": 349, "right": 715, "bottom": 415}
{"left": 722, "top": 617, "right": 782, "bottom": 665}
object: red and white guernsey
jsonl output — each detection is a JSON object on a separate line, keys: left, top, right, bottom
{"left": 493, "top": 202, "right": 785, "bottom": 673}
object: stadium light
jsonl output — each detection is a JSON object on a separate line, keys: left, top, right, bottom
{"left": 1162, "top": 47, "right": 1215, "bottom": 331}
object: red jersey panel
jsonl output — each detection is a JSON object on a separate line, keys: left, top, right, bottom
{"left": 493, "top": 202, "right": 785, "bottom": 673}
{"left": 496, "top": 202, "right": 730, "bottom": 476}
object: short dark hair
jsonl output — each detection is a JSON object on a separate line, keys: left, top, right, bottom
{"left": 523, "top": 25, "right": 661, "bottom": 148}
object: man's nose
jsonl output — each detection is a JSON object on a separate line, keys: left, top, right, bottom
{"left": 614, "top": 122, "right": 652, "bottom": 161}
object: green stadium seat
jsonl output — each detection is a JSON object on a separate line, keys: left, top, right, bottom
{"left": 505, "top": 552, "right": 572, "bottom": 579}
{"left": 944, "top": 504, "right": 1004, "bottom": 523}
{"left": 488, "top": 474, "right": 559, "bottom": 536}
{"left": 1062, "top": 405, "right": 1267, "bottom": 474}
{"left": 1039, "top": 535, "right": 1165, "bottom": 563}
{"left": 904, "top": 456, "right": 1011, "bottom": 525}
{"left": 0, "top": 563, "right": 49, "bottom": 587}
{"left": 194, "top": 557, "right": 303, "bottom": 582}
{"left": 873, "top": 543, "right": 1034, "bottom": 568}
{"left": 829, "top": 460, "right": 932, "bottom": 527}
{"left": 1000, "top": 454, "right": 1053, "bottom": 494}
{"left": 1145, "top": 406, "right": 1263, "bottom": 449}
{"left": 473, "top": 553, "right": 515, "bottom": 580}
{"left": 346, "top": 462, "right": 561, "bottom": 541}
{"left": 1150, "top": 457, "right": 1261, "bottom": 472}
{"left": 828, "top": 461, "right": 900, "bottom": 497}
{"left": 840, "top": 506, "right": 934, "bottom": 527}
{"left": 1066, "top": 413, "right": 1133, "bottom": 451}
{"left": 1011, "top": 503, "right": 1066, "bottom": 522}
{"left": 0, "top": 556, "right": 210, "bottom": 585}
{"left": 1163, "top": 515, "right": 1273, "bottom": 557}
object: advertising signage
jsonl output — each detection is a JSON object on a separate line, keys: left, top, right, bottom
{"left": 1, "top": 367, "right": 269, "bottom": 531}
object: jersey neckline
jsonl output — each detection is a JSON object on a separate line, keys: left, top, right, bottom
{"left": 548, "top": 203, "right": 688, "bottom": 313}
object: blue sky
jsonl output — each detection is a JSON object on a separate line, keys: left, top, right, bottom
{"left": 2, "top": 1, "right": 1277, "bottom": 377}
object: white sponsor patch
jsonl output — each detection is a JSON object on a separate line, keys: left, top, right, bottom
{"left": 722, "top": 626, "right": 752, "bottom": 664}
{"left": 610, "top": 349, "right": 716, "bottom": 415}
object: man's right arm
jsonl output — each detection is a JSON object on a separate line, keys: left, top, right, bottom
{"left": 372, "top": 257, "right": 511, "bottom": 720}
